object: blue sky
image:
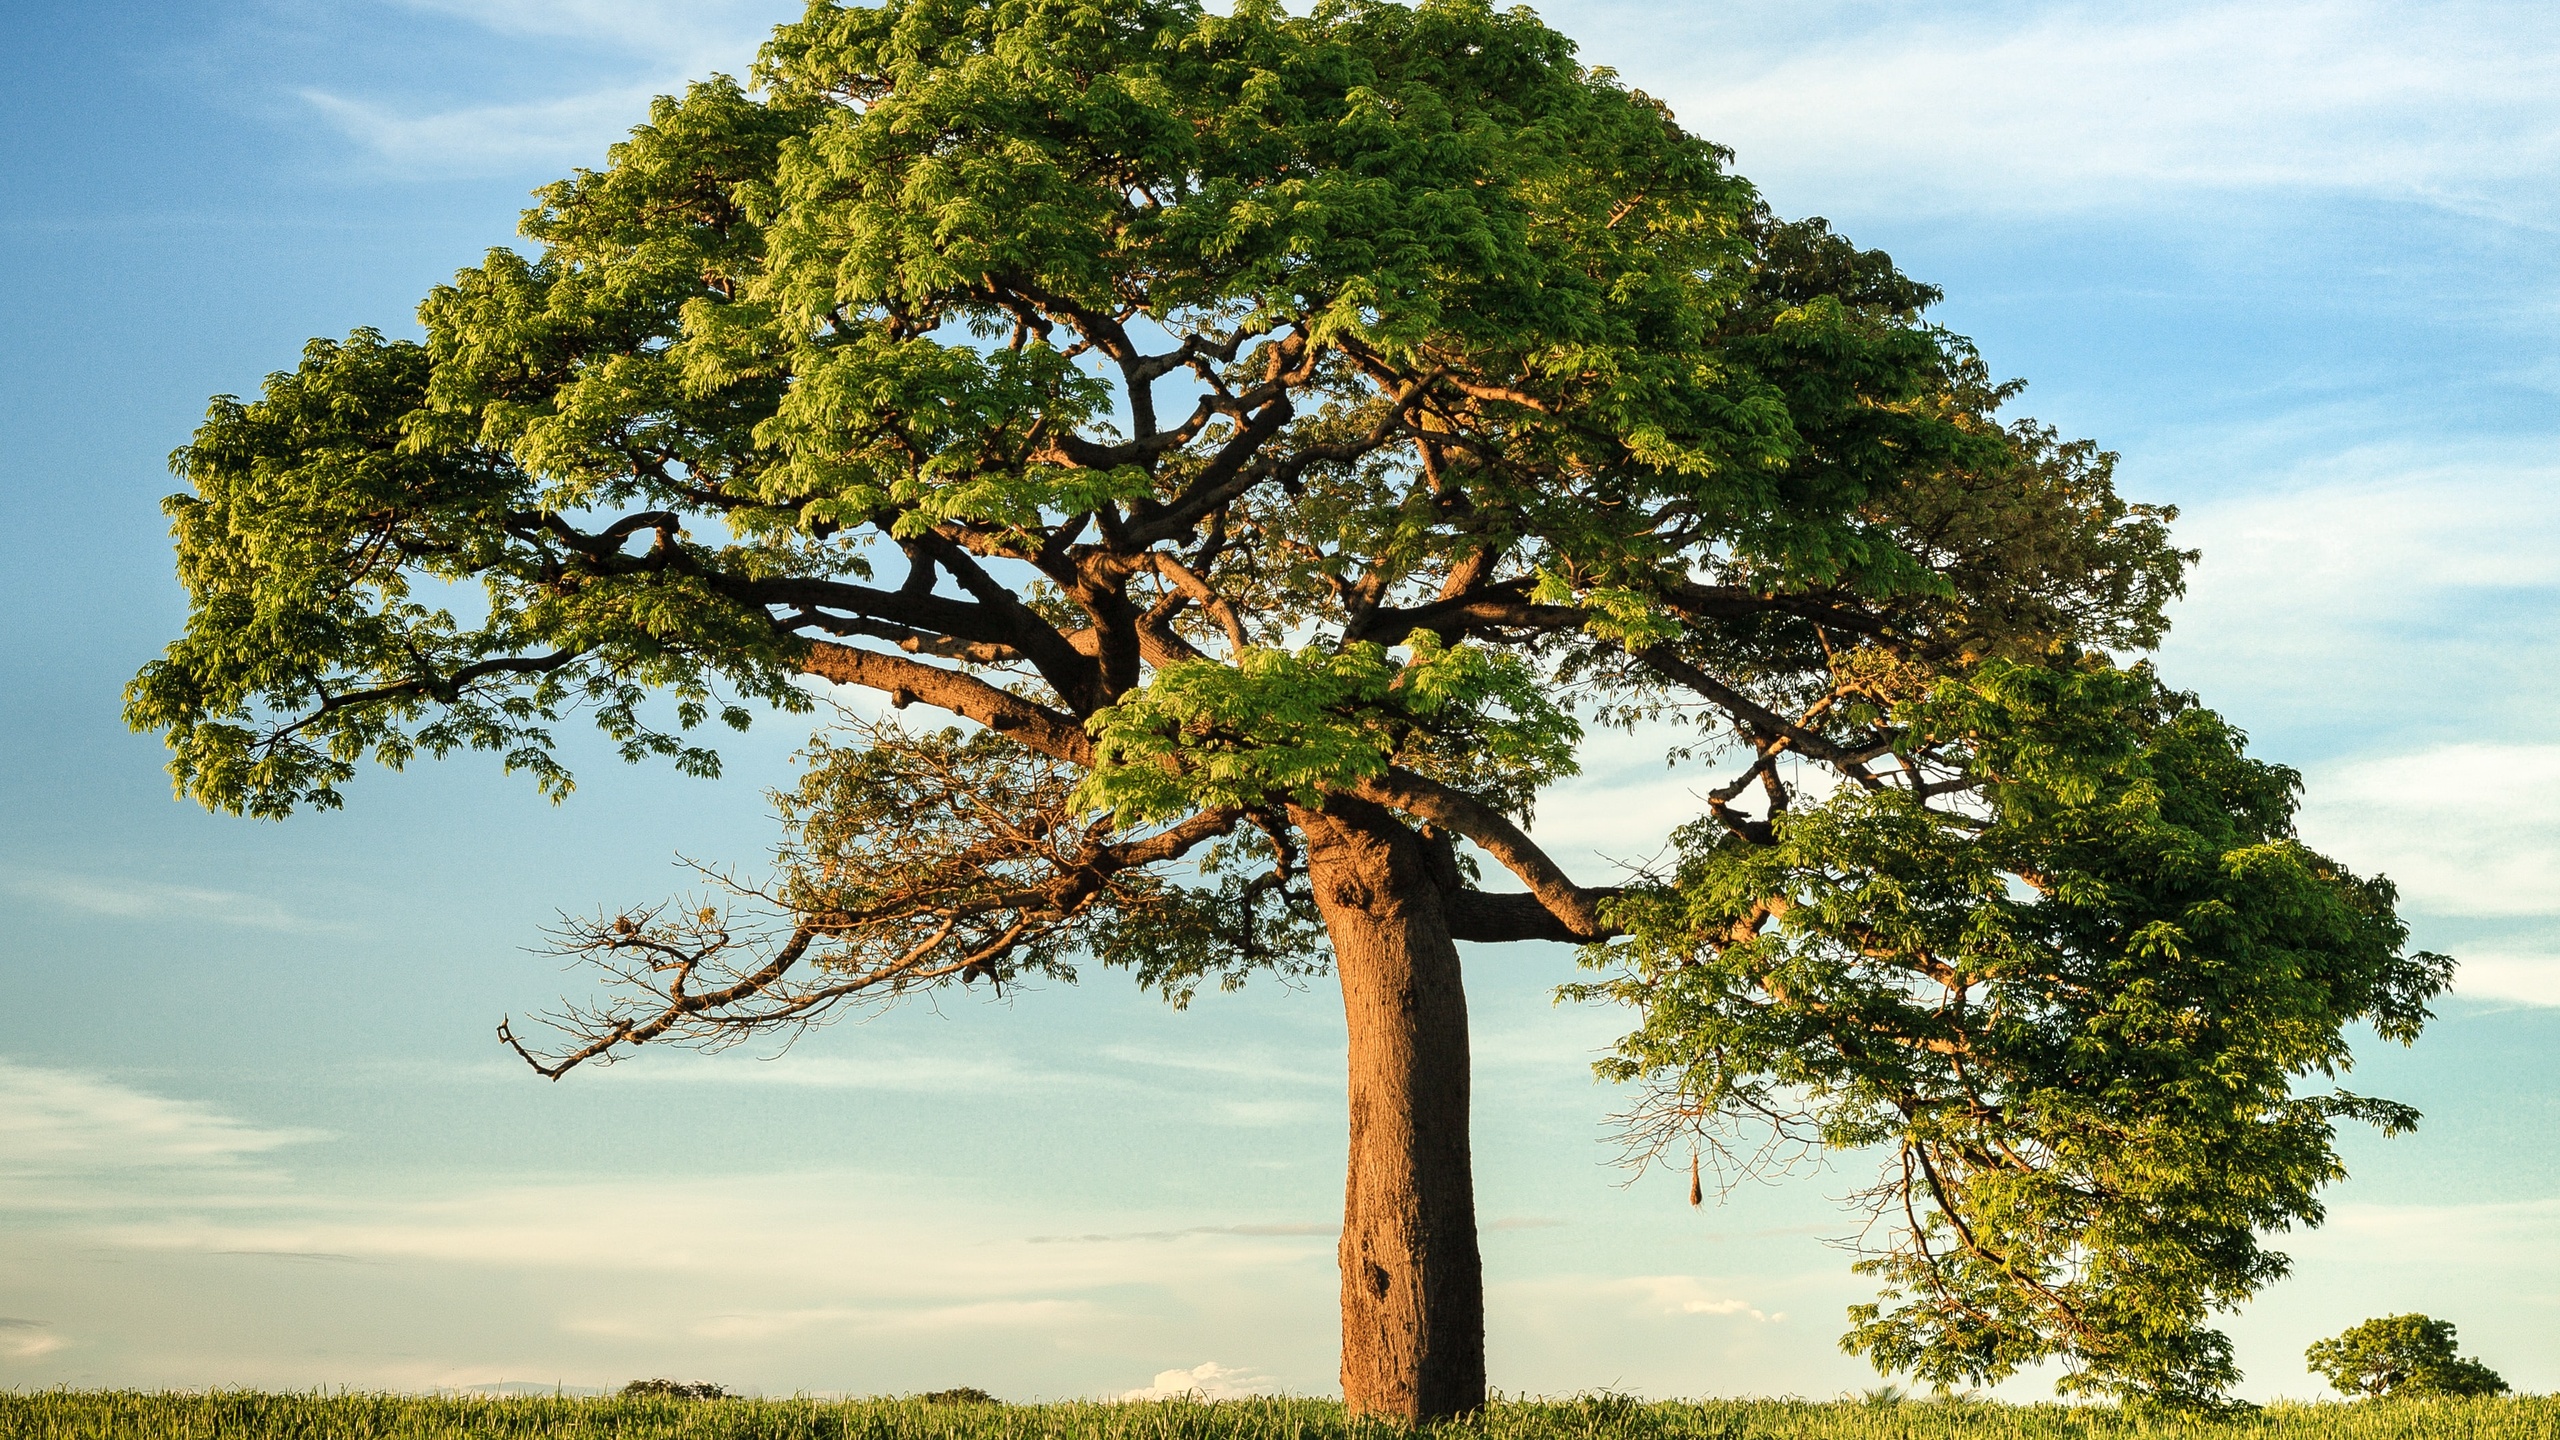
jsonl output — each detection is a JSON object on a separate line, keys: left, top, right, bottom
{"left": 1, "top": 0, "right": 2554, "bottom": 1404}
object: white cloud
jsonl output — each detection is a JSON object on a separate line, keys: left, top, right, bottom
{"left": 2429, "top": 950, "right": 2560, "bottom": 1007}
{"left": 2170, "top": 456, "right": 2560, "bottom": 626}
{"left": 4, "top": 868, "right": 338, "bottom": 933}
{"left": 390, "top": 0, "right": 774, "bottom": 57}
{"left": 1120, "top": 1360, "right": 1278, "bottom": 1401}
{"left": 1523, "top": 772, "right": 1707, "bottom": 870}
{"left": 301, "top": 85, "right": 678, "bottom": 173}
{"left": 597, "top": 1050, "right": 1055, "bottom": 1092}
{"left": 1097, "top": 1045, "right": 1335, "bottom": 1089}
{"left": 1633, "top": 0, "right": 2560, "bottom": 220}
{"left": 569, "top": 1297, "right": 1104, "bottom": 1344}
{"left": 2153, "top": 450, "right": 2560, "bottom": 746}
{"left": 1030, "top": 1223, "right": 1334, "bottom": 1244}
{"left": 1609, "top": 1276, "right": 1774, "bottom": 1322}
{"left": 0, "top": 1058, "right": 324, "bottom": 1190}
{"left": 2290, "top": 1197, "right": 2560, "bottom": 1269}
{"left": 81, "top": 1171, "right": 1330, "bottom": 1295}
{"left": 1500, "top": 1273, "right": 1778, "bottom": 1325}
{"left": 2295, "top": 743, "right": 2560, "bottom": 922}
{"left": 297, "top": 0, "right": 780, "bottom": 172}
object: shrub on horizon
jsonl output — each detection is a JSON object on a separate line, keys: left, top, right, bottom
{"left": 620, "top": 1379, "right": 731, "bottom": 1400}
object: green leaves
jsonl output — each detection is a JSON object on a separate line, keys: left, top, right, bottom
{"left": 2306, "top": 1315, "right": 2509, "bottom": 1399}
{"left": 125, "top": 327, "right": 807, "bottom": 817}
{"left": 1077, "top": 636, "right": 1577, "bottom": 823}
{"left": 1572, "top": 659, "right": 2454, "bottom": 1408}
{"left": 750, "top": 329, "right": 1137, "bottom": 537}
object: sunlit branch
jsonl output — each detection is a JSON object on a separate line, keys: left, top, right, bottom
{"left": 1350, "top": 767, "right": 1616, "bottom": 939}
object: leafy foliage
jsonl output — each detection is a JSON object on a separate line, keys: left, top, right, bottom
{"left": 1570, "top": 660, "right": 2451, "bottom": 1408}
{"left": 2306, "top": 1315, "right": 2510, "bottom": 1399}
{"left": 1080, "top": 636, "right": 1578, "bottom": 824}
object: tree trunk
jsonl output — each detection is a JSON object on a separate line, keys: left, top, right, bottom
{"left": 1292, "top": 797, "right": 1486, "bottom": 1422}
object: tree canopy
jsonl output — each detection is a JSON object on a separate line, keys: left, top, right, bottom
{"left": 129, "top": 0, "right": 2449, "bottom": 1413}
{"left": 2305, "top": 1315, "right": 2509, "bottom": 1399}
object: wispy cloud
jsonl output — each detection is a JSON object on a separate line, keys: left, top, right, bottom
{"left": 0, "top": 1058, "right": 325, "bottom": 1191}
{"left": 2153, "top": 447, "right": 2560, "bottom": 751}
{"left": 214, "top": 1249, "right": 370, "bottom": 1264}
{"left": 596, "top": 1050, "right": 1057, "bottom": 1092}
{"left": 1029, "top": 1222, "right": 1335, "bottom": 1245}
{"left": 26, "top": 1165, "right": 1341, "bottom": 1389}
{"left": 2296, "top": 743, "right": 2560, "bottom": 923}
{"left": 1632, "top": 0, "right": 2560, "bottom": 221}
{"left": 3, "top": 867, "right": 341, "bottom": 933}
{"left": 2170, "top": 453, "right": 2560, "bottom": 626}
{"left": 390, "top": 0, "right": 776, "bottom": 57}
{"left": 2290, "top": 1197, "right": 2560, "bottom": 1268}
{"left": 1499, "top": 1272, "right": 1780, "bottom": 1325}
{"left": 1611, "top": 1275, "right": 1774, "bottom": 1322}
{"left": 0, "top": 1318, "right": 65, "bottom": 1362}
{"left": 297, "top": 0, "right": 778, "bottom": 173}
{"left": 81, "top": 1172, "right": 1331, "bottom": 1296}
{"left": 300, "top": 86, "right": 675, "bottom": 173}
{"left": 1097, "top": 1045, "right": 1336, "bottom": 1089}
{"left": 2424, "top": 949, "right": 2560, "bottom": 1008}
{"left": 684, "top": 1298, "right": 1101, "bottom": 1342}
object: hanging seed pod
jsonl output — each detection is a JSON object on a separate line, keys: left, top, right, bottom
{"left": 1689, "top": 1150, "right": 1703, "bottom": 1208}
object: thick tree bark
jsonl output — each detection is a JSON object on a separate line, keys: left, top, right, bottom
{"left": 1292, "top": 797, "right": 1486, "bottom": 1422}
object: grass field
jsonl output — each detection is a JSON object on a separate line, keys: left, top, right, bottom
{"left": 2, "top": 1393, "right": 2552, "bottom": 1440}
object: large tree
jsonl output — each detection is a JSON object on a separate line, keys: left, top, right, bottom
{"left": 129, "top": 0, "right": 2448, "bottom": 1417}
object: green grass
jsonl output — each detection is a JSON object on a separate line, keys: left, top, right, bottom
{"left": 2, "top": 1393, "right": 2554, "bottom": 1440}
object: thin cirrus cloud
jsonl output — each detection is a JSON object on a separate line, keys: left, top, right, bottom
{"left": 298, "top": 0, "right": 2560, "bottom": 211}
{"left": 1497, "top": 1273, "right": 1777, "bottom": 1326}
{"left": 2168, "top": 451, "right": 2560, "bottom": 627}
{"left": 1096, "top": 1044, "right": 1338, "bottom": 1089}
{"left": 391, "top": 0, "right": 777, "bottom": 53}
{"left": 40, "top": 1165, "right": 1341, "bottom": 1393}
{"left": 2283, "top": 739, "right": 2560, "bottom": 1006}
{"left": 81, "top": 1168, "right": 1332, "bottom": 1292}
{"left": 0, "top": 1319, "right": 66, "bottom": 1363}
{"left": 1635, "top": 0, "right": 2560, "bottom": 220}
{"left": 0, "top": 1057, "right": 325, "bottom": 1188}
{"left": 2287, "top": 1196, "right": 2560, "bottom": 1272}
{"left": 579, "top": 1049, "right": 1068, "bottom": 1093}
{"left": 2155, "top": 450, "right": 2560, "bottom": 730}
{"left": 6, "top": 1110, "right": 1343, "bottom": 1391}
{"left": 684, "top": 1298, "right": 1104, "bottom": 1342}
{"left": 299, "top": 86, "right": 681, "bottom": 173}
{"left": 297, "top": 0, "right": 775, "bottom": 173}
{"left": 3, "top": 867, "right": 340, "bottom": 934}
{"left": 2297, "top": 745, "right": 2560, "bottom": 918}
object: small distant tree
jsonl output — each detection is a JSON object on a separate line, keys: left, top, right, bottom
{"left": 2306, "top": 1315, "right": 2508, "bottom": 1399}
{"left": 128, "top": 0, "right": 2454, "bottom": 1416}
{"left": 621, "top": 1379, "right": 731, "bottom": 1400}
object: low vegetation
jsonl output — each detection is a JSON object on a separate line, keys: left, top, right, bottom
{"left": 625, "top": 1380, "right": 737, "bottom": 1400}
{"left": 4, "top": 1392, "right": 2555, "bottom": 1440}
